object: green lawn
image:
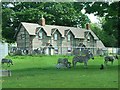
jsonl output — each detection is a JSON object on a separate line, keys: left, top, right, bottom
{"left": 1, "top": 55, "right": 118, "bottom": 88}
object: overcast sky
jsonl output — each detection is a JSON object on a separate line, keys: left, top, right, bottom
{"left": 87, "top": 14, "right": 99, "bottom": 23}
{"left": 81, "top": 9, "right": 99, "bottom": 23}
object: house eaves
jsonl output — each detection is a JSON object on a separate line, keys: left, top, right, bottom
{"left": 21, "top": 22, "right": 40, "bottom": 36}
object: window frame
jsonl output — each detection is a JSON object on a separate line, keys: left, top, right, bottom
{"left": 68, "top": 47, "right": 72, "bottom": 52}
{"left": 54, "top": 34, "right": 58, "bottom": 40}
{"left": 54, "top": 47, "right": 58, "bottom": 54}
{"left": 38, "top": 32, "right": 43, "bottom": 39}
{"left": 67, "top": 34, "right": 71, "bottom": 41}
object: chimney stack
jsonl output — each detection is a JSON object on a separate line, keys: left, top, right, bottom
{"left": 86, "top": 23, "right": 90, "bottom": 30}
{"left": 40, "top": 15, "right": 45, "bottom": 26}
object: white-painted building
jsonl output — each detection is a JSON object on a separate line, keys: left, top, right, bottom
{"left": 0, "top": 42, "right": 8, "bottom": 60}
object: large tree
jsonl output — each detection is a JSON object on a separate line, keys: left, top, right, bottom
{"left": 2, "top": 2, "right": 90, "bottom": 43}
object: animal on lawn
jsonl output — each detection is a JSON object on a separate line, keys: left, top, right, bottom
{"left": 100, "top": 64, "right": 104, "bottom": 70}
{"left": 72, "top": 50, "right": 94, "bottom": 68}
{"left": 56, "top": 61, "right": 71, "bottom": 69}
{"left": 1, "top": 58, "right": 13, "bottom": 67}
{"left": 57, "top": 58, "right": 68, "bottom": 66}
{"left": 57, "top": 58, "right": 71, "bottom": 69}
{"left": 56, "top": 63, "right": 67, "bottom": 69}
{"left": 104, "top": 55, "right": 118, "bottom": 65}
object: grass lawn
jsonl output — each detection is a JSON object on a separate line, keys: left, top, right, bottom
{"left": 1, "top": 55, "right": 118, "bottom": 88}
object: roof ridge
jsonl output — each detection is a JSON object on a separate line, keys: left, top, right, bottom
{"left": 21, "top": 22, "right": 87, "bottom": 30}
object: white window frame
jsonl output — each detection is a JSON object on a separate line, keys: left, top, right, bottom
{"left": 54, "top": 34, "right": 57, "bottom": 40}
{"left": 68, "top": 34, "right": 71, "bottom": 41}
{"left": 68, "top": 47, "right": 72, "bottom": 52}
{"left": 54, "top": 47, "right": 58, "bottom": 54}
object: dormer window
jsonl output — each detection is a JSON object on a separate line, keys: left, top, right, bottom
{"left": 68, "top": 34, "right": 70, "bottom": 41}
{"left": 54, "top": 34, "right": 57, "bottom": 40}
{"left": 38, "top": 32, "right": 43, "bottom": 39}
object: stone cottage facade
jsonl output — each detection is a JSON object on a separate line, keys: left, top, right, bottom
{"left": 15, "top": 17, "right": 105, "bottom": 55}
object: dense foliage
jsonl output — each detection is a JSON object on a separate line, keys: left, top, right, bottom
{"left": 85, "top": 2, "right": 119, "bottom": 47}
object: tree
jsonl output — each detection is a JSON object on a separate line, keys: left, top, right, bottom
{"left": 2, "top": 2, "right": 90, "bottom": 43}
{"left": 85, "top": 2, "right": 119, "bottom": 47}
{"left": 90, "top": 23, "right": 117, "bottom": 47}
{"left": 2, "top": 8, "right": 16, "bottom": 43}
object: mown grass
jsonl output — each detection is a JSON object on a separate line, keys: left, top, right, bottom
{"left": 1, "top": 55, "right": 118, "bottom": 88}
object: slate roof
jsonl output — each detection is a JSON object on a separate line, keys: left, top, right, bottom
{"left": 20, "top": 22, "right": 98, "bottom": 40}
{"left": 84, "top": 30, "right": 99, "bottom": 40}
{"left": 21, "top": 22, "right": 40, "bottom": 35}
{"left": 96, "top": 40, "right": 106, "bottom": 48}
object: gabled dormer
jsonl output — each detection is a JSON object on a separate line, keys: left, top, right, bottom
{"left": 65, "top": 29, "right": 74, "bottom": 42}
{"left": 51, "top": 28, "right": 62, "bottom": 41}
{"left": 35, "top": 27, "right": 47, "bottom": 40}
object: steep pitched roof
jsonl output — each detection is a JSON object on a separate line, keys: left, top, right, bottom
{"left": 84, "top": 30, "right": 99, "bottom": 40}
{"left": 97, "top": 40, "right": 106, "bottom": 48}
{"left": 40, "top": 25, "right": 85, "bottom": 38}
{"left": 21, "top": 22, "right": 40, "bottom": 35}
{"left": 70, "top": 27, "right": 85, "bottom": 39}
{"left": 19, "top": 22, "right": 99, "bottom": 40}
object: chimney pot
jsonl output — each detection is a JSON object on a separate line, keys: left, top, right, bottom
{"left": 40, "top": 15, "right": 45, "bottom": 26}
{"left": 86, "top": 23, "right": 90, "bottom": 30}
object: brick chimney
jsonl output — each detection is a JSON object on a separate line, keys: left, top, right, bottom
{"left": 86, "top": 23, "right": 90, "bottom": 30}
{"left": 40, "top": 15, "right": 45, "bottom": 26}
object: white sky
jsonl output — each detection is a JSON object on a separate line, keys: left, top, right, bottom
{"left": 7, "top": 3, "right": 14, "bottom": 7}
{"left": 81, "top": 9, "right": 99, "bottom": 23}
{"left": 86, "top": 14, "right": 99, "bottom": 23}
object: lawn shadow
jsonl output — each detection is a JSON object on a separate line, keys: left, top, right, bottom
{"left": 11, "top": 64, "right": 118, "bottom": 78}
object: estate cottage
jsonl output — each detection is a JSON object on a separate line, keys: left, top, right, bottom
{"left": 15, "top": 16, "right": 105, "bottom": 55}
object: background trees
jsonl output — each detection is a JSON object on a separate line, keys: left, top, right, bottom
{"left": 1, "top": 2, "right": 119, "bottom": 47}
{"left": 85, "top": 2, "right": 118, "bottom": 47}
